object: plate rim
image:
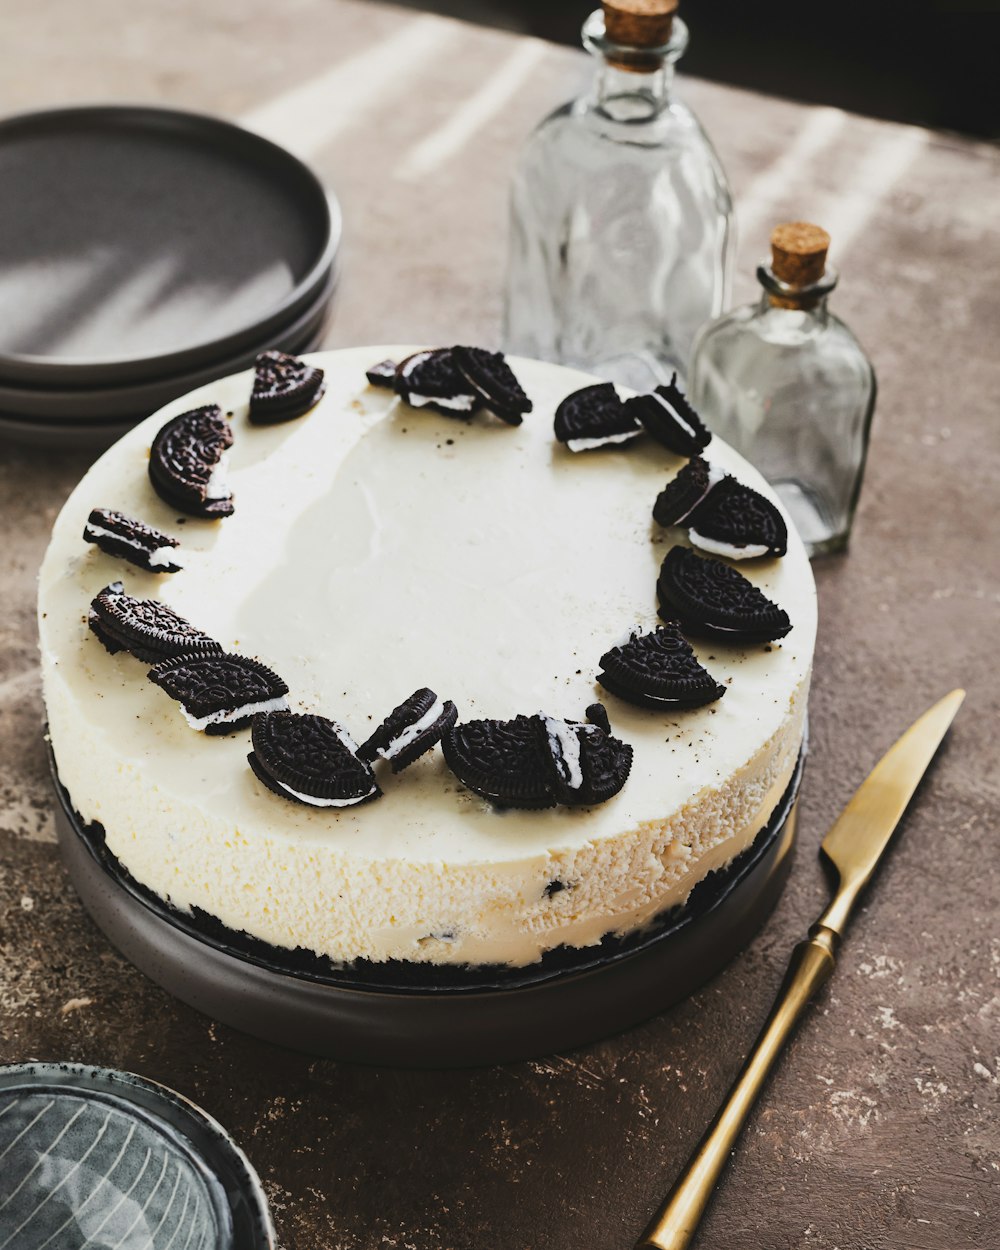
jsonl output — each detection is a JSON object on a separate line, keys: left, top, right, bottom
{"left": 0, "top": 270, "right": 337, "bottom": 420}
{"left": 0, "top": 103, "right": 341, "bottom": 386}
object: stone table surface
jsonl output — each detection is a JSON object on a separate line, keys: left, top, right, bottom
{"left": 2, "top": 2, "right": 999, "bottom": 1247}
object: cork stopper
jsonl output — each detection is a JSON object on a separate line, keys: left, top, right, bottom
{"left": 770, "top": 222, "right": 830, "bottom": 289}
{"left": 603, "top": 0, "right": 678, "bottom": 48}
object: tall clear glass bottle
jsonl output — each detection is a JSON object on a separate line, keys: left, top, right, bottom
{"left": 503, "top": 0, "right": 733, "bottom": 391}
{"left": 689, "top": 222, "right": 876, "bottom": 557}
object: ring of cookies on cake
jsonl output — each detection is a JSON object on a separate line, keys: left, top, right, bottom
{"left": 79, "top": 345, "right": 795, "bottom": 816}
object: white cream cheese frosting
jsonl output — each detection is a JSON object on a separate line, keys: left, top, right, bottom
{"left": 38, "top": 348, "right": 816, "bottom": 967}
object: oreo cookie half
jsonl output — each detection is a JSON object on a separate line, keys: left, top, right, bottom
{"left": 394, "top": 349, "right": 479, "bottom": 417}
{"left": 625, "top": 375, "right": 712, "bottom": 457}
{"left": 249, "top": 350, "right": 326, "bottom": 423}
{"left": 148, "top": 405, "right": 234, "bottom": 518}
{"left": 657, "top": 547, "right": 792, "bottom": 643}
{"left": 83, "top": 508, "right": 183, "bottom": 573}
{"left": 687, "top": 476, "right": 788, "bottom": 560}
{"left": 149, "top": 652, "right": 290, "bottom": 735}
{"left": 652, "top": 457, "right": 725, "bottom": 527}
{"left": 249, "top": 712, "right": 381, "bottom": 807}
{"left": 597, "top": 624, "right": 726, "bottom": 709}
{"left": 452, "top": 346, "right": 533, "bottom": 425}
{"left": 442, "top": 715, "right": 554, "bottom": 809}
{"left": 553, "top": 382, "right": 642, "bottom": 452}
{"left": 358, "top": 687, "right": 458, "bottom": 773}
{"left": 366, "top": 358, "right": 398, "bottom": 389}
{"left": 88, "top": 582, "right": 222, "bottom": 663}
{"left": 535, "top": 710, "right": 633, "bottom": 806}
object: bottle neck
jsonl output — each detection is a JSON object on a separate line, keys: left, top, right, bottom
{"left": 582, "top": 10, "right": 687, "bottom": 119}
{"left": 756, "top": 261, "right": 838, "bottom": 319}
{"left": 593, "top": 61, "right": 674, "bottom": 118}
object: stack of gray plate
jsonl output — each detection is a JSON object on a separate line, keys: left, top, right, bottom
{"left": 0, "top": 106, "right": 340, "bottom": 449}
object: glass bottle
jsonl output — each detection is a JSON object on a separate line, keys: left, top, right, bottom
{"left": 503, "top": 0, "right": 733, "bottom": 391}
{"left": 689, "top": 222, "right": 876, "bottom": 557}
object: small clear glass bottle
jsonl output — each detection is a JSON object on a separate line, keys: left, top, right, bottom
{"left": 689, "top": 222, "right": 876, "bottom": 556}
{"left": 503, "top": 0, "right": 733, "bottom": 391}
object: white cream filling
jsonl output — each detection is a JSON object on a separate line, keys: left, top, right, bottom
{"left": 329, "top": 719, "right": 360, "bottom": 754}
{"left": 275, "top": 776, "right": 379, "bottom": 808}
{"left": 398, "top": 353, "right": 476, "bottom": 412}
{"left": 567, "top": 429, "right": 642, "bottom": 453}
{"left": 540, "top": 714, "right": 584, "bottom": 790}
{"left": 84, "top": 523, "right": 183, "bottom": 569}
{"left": 540, "top": 713, "right": 600, "bottom": 791}
{"left": 181, "top": 694, "right": 289, "bottom": 732}
{"left": 205, "top": 454, "right": 231, "bottom": 502}
{"left": 652, "top": 392, "right": 696, "bottom": 438}
{"left": 379, "top": 697, "right": 446, "bottom": 760}
{"left": 688, "top": 530, "right": 770, "bottom": 560}
{"left": 674, "top": 462, "right": 729, "bottom": 524}
{"left": 408, "top": 391, "right": 475, "bottom": 412}
{"left": 148, "top": 546, "right": 182, "bottom": 569}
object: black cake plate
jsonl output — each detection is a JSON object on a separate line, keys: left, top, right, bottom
{"left": 52, "top": 750, "right": 805, "bottom": 1068}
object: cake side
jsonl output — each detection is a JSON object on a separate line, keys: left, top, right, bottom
{"left": 38, "top": 348, "right": 816, "bottom": 967}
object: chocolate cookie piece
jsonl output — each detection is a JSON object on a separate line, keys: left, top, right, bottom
{"left": 358, "top": 687, "right": 458, "bottom": 773}
{"left": 366, "top": 358, "right": 398, "bottom": 388}
{"left": 625, "top": 375, "right": 712, "bottom": 457}
{"left": 652, "top": 457, "right": 723, "bottom": 527}
{"left": 657, "top": 547, "right": 791, "bottom": 643}
{"left": 88, "top": 581, "right": 222, "bottom": 662}
{"left": 687, "top": 476, "right": 788, "bottom": 560}
{"left": 83, "top": 508, "right": 183, "bottom": 573}
{"left": 394, "top": 349, "right": 479, "bottom": 417}
{"left": 535, "top": 711, "right": 633, "bottom": 806}
{"left": 148, "top": 405, "right": 234, "bottom": 518}
{"left": 249, "top": 712, "right": 381, "bottom": 807}
{"left": 598, "top": 624, "right": 725, "bottom": 709}
{"left": 553, "top": 382, "right": 642, "bottom": 452}
{"left": 452, "top": 346, "right": 533, "bottom": 425}
{"left": 442, "top": 715, "right": 555, "bottom": 809}
{"left": 249, "top": 350, "right": 326, "bottom": 423}
{"left": 149, "top": 652, "right": 289, "bottom": 735}
{"left": 585, "top": 702, "right": 612, "bottom": 734}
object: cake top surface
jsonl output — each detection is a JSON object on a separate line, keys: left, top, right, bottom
{"left": 38, "top": 347, "right": 816, "bottom": 865}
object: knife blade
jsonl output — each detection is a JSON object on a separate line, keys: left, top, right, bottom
{"left": 817, "top": 687, "right": 966, "bottom": 936}
{"left": 634, "top": 688, "right": 966, "bottom": 1250}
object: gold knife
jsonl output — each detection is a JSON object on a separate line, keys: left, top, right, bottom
{"left": 635, "top": 688, "right": 966, "bottom": 1250}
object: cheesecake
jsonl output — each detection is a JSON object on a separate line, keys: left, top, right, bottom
{"left": 38, "top": 348, "right": 815, "bottom": 968}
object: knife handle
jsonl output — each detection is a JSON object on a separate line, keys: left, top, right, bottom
{"left": 635, "top": 927, "right": 837, "bottom": 1250}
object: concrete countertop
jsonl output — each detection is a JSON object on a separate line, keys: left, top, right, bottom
{"left": 2, "top": 2, "right": 998, "bottom": 1246}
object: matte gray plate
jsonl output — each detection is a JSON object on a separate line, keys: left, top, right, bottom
{"left": 0, "top": 1064, "right": 274, "bottom": 1249}
{"left": 0, "top": 105, "right": 340, "bottom": 387}
{"left": 53, "top": 751, "right": 804, "bottom": 1068}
